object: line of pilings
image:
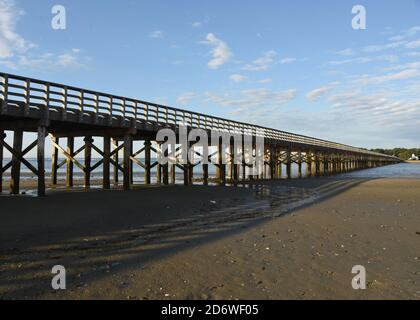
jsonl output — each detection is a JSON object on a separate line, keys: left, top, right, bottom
{"left": 0, "top": 127, "right": 400, "bottom": 196}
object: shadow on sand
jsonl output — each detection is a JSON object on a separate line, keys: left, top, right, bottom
{"left": 0, "top": 177, "right": 374, "bottom": 299}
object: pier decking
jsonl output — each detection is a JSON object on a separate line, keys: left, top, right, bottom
{"left": 0, "top": 72, "right": 400, "bottom": 196}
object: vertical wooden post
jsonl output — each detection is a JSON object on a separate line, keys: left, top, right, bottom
{"left": 51, "top": 136, "right": 59, "bottom": 186}
{"left": 188, "top": 162, "right": 194, "bottom": 185}
{"left": 162, "top": 147, "right": 169, "bottom": 185}
{"left": 315, "top": 153, "right": 321, "bottom": 177}
{"left": 286, "top": 148, "right": 292, "bottom": 179}
{"left": 123, "top": 134, "right": 132, "bottom": 190}
{"left": 217, "top": 139, "right": 226, "bottom": 185}
{"left": 112, "top": 138, "right": 119, "bottom": 185}
{"left": 297, "top": 150, "right": 302, "bottom": 178}
{"left": 84, "top": 136, "right": 92, "bottom": 188}
{"left": 231, "top": 143, "right": 239, "bottom": 184}
{"left": 306, "top": 152, "right": 312, "bottom": 177}
{"left": 0, "top": 131, "right": 4, "bottom": 194}
{"left": 203, "top": 163, "right": 208, "bottom": 185}
{"left": 183, "top": 141, "right": 189, "bottom": 186}
{"left": 103, "top": 136, "right": 110, "bottom": 189}
{"left": 130, "top": 139, "right": 134, "bottom": 185}
{"left": 170, "top": 164, "right": 176, "bottom": 184}
{"left": 157, "top": 163, "right": 162, "bottom": 184}
{"left": 66, "top": 137, "right": 74, "bottom": 187}
{"left": 276, "top": 149, "right": 282, "bottom": 179}
{"left": 37, "top": 126, "right": 46, "bottom": 197}
{"left": 323, "top": 155, "right": 329, "bottom": 176}
{"left": 241, "top": 137, "right": 246, "bottom": 181}
{"left": 144, "top": 140, "right": 151, "bottom": 185}
{"left": 10, "top": 129, "right": 23, "bottom": 195}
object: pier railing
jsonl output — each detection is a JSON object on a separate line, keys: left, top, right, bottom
{"left": 0, "top": 72, "right": 397, "bottom": 159}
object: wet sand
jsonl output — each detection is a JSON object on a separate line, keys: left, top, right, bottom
{"left": 0, "top": 177, "right": 419, "bottom": 300}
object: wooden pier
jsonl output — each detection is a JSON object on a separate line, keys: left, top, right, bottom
{"left": 0, "top": 72, "right": 400, "bottom": 196}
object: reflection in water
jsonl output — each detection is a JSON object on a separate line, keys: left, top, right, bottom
{"left": 336, "top": 162, "right": 420, "bottom": 179}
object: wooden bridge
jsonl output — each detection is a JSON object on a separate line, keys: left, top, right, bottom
{"left": 0, "top": 72, "right": 400, "bottom": 196}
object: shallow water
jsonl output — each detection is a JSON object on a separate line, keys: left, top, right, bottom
{"left": 336, "top": 162, "right": 420, "bottom": 179}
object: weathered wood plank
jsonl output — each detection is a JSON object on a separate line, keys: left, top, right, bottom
{"left": 37, "top": 126, "right": 46, "bottom": 196}
{"left": 51, "top": 136, "right": 59, "bottom": 185}
{"left": 10, "top": 129, "right": 23, "bottom": 194}
{"left": 123, "top": 134, "right": 132, "bottom": 190}
{"left": 66, "top": 137, "right": 74, "bottom": 187}
{"left": 84, "top": 136, "right": 92, "bottom": 188}
{"left": 0, "top": 131, "right": 4, "bottom": 193}
{"left": 103, "top": 136, "right": 110, "bottom": 189}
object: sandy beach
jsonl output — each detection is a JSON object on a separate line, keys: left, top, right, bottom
{"left": 0, "top": 173, "right": 419, "bottom": 300}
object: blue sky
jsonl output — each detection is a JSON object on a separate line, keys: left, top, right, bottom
{"left": 1, "top": 0, "right": 420, "bottom": 149}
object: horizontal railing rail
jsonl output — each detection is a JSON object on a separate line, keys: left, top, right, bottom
{"left": 0, "top": 72, "right": 398, "bottom": 160}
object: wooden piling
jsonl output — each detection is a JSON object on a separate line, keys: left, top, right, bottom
{"left": 66, "top": 137, "right": 74, "bottom": 187}
{"left": 103, "top": 136, "right": 110, "bottom": 189}
{"left": 37, "top": 126, "right": 46, "bottom": 196}
{"left": 162, "top": 147, "right": 169, "bottom": 185}
{"left": 0, "top": 131, "right": 4, "bottom": 193}
{"left": 286, "top": 149, "right": 292, "bottom": 179}
{"left": 10, "top": 129, "right": 23, "bottom": 195}
{"left": 112, "top": 138, "right": 119, "bottom": 185}
{"left": 276, "top": 149, "right": 282, "bottom": 178}
{"left": 217, "top": 140, "right": 226, "bottom": 185}
{"left": 123, "top": 134, "right": 132, "bottom": 190}
{"left": 170, "top": 164, "right": 176, "bottom": 184}
{"left": 144, "top": 140, "right": 151, "bottom": 185}
{"left": 84, "top": 136, "right": 92, "bottom": 188}
{"left": 203, "top": 163, "right": 208, "bottom": 185}
{"left": 297, "top": 150, "right": 302, "bottom": 178}
{"left": 51, "top": 136, "right": 59, "bottom": 185}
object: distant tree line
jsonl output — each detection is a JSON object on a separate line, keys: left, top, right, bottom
{"left": 370, "top": 148, "right": 420, "bottom": 160}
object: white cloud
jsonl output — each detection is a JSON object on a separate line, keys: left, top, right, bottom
{"left": 17, "top": 50, "right": 85, "bottom": 70}
{"left": 327, "top": 55, "right": 398, "bottom": 66}
{"left": 336, "top": 48, "right": 354, "bottom": 56}
{"left": 328, "top": 57, "right": 372, "bottom": 66}
{"left": 389, "top": 26, "right": 420, "bottom": 41}
{"left": 355, "top": 69, "right": 420, "bottom": 85}
{"left": 279, "top": 57, "right": 296, "bottom": 64}
{"left": 192, "top": 22, "right": 202, "bottom": 28}
{"left": 306, "top": 82, "right": 340, "bottom": 102}
{"left": 406, "top": 38, "right": 420, "bottom": 49}
{"left": 177, "top": 92, "right": 196, "bottom": 105}
{"left": 0, "top": 0, "right": 87, "bottom": 71}
{"left": 0, "top": 0, "right": 31, "bottom": 58}
{"left": 243, "top": 50, "right": 277, "bottom": 71}
{"left": 229, "top": 74, "right": 248, "bottom": 83}
{"left": 149, "top": 30, "right": 164, "bottom": 39}
{"left": 363, "top": 41, "right": 406, "bottom": 53}
{"left": 205, "top": 88, "right": 297, "bottom": 111}
{"left": 258, "top": 78, "right": 273, "bottom": 84}
{"left": 203, "top": 33, "right": 232, "bottom": 69}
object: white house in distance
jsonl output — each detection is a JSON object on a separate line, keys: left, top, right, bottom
{"left": 408, "top": 154, "right": 419, "bottom": 161}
